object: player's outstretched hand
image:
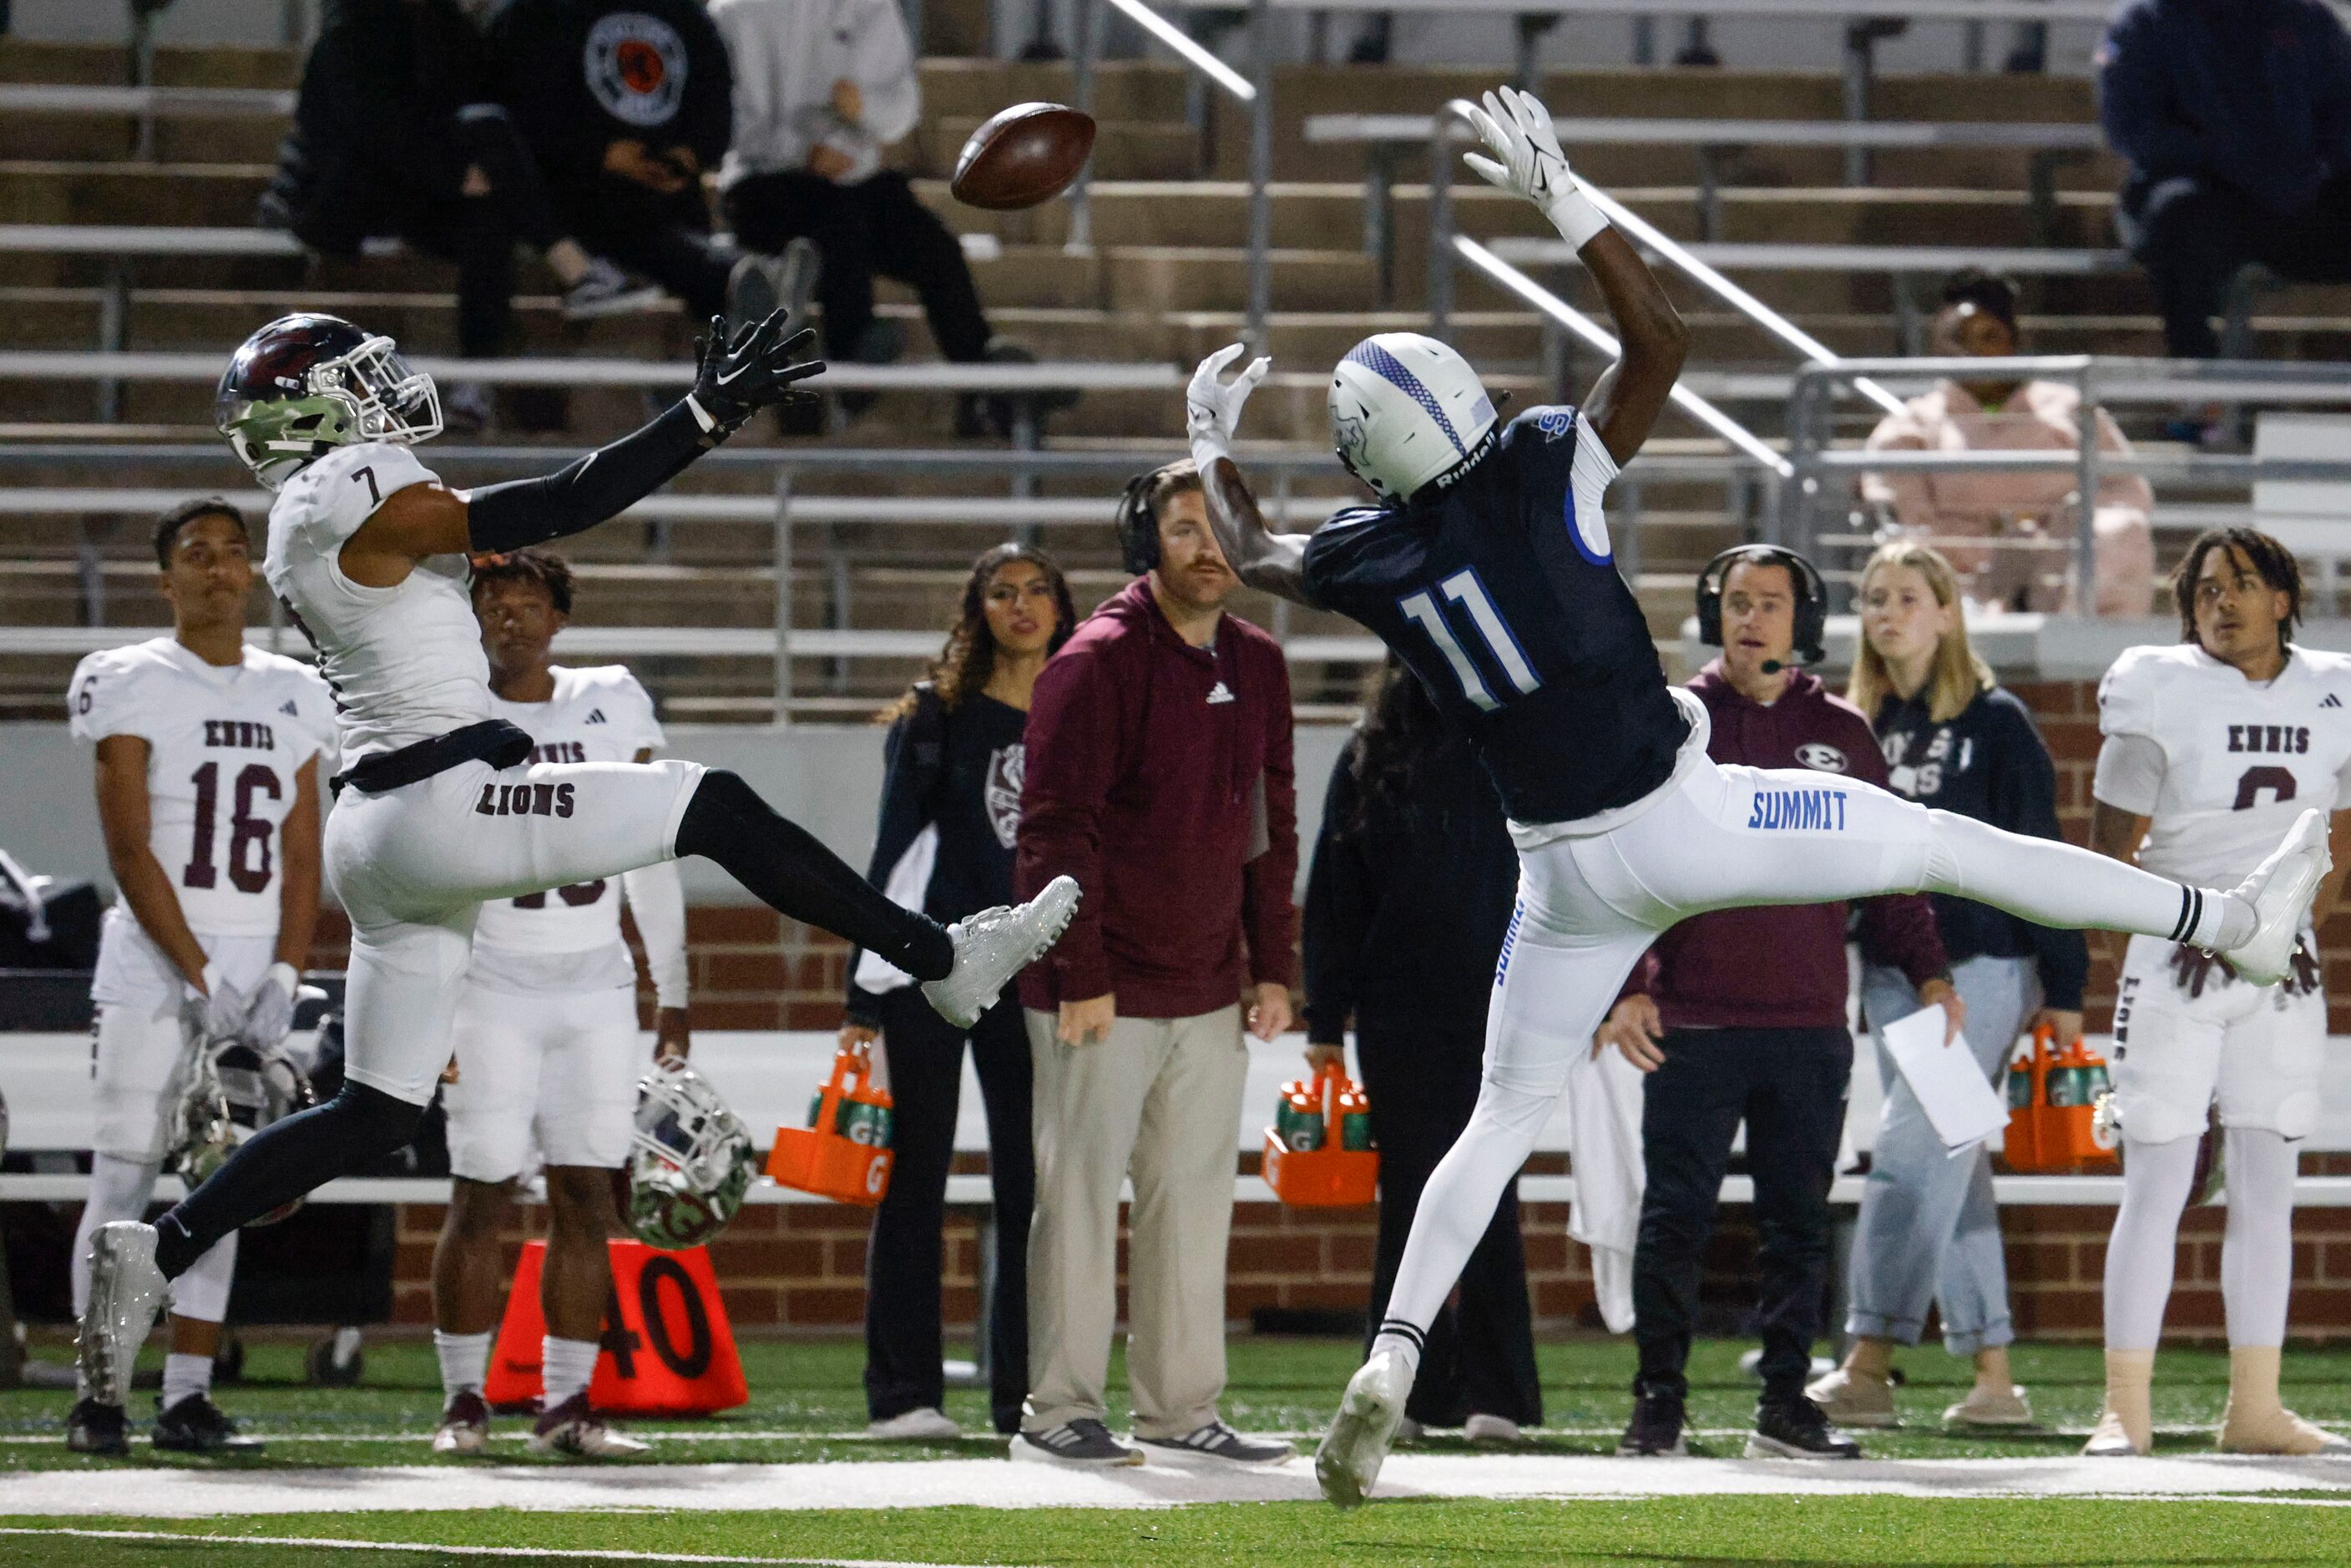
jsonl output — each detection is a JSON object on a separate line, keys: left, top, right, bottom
{"left": 690, "top": 311, "right": 825, "bottom": 437}
{"left": 1186, "top": 342, "right": 1272, "bottom": 457}
{"left": 1462, "top": 85, "right": 1608, "bottom": 250}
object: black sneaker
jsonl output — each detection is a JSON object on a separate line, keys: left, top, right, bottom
{"left": 1746, "top": 1399, "right": 1861, "bottom": 1459}
{"left": 66, "top": 1397, "right": 129, "bottom": 1455}
{"left": 152, "top": 1392, "right": 264, "bottom": 1453}
{"left": 1010, "top": 1417, "right": 1145, "bottom": 1467}
{"left": 1136, "top": 1420, "right": 1295, "bottom": 1466}
{"left": 1617, "top": 1388, "right": 1687, "bottom": 1456}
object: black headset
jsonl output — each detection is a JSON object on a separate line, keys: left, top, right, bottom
{"left": 1114, "top": 470, "right": 1160, "bottom": 575}
{"left": 1695, "top": 543, "right": 1828, "bottom": 673}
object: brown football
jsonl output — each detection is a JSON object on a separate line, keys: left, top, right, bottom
{"left": 950, "top": 101, "right": 1096, "bottom": 211}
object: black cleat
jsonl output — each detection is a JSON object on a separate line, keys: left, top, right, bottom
{"left": 66, "top": 1397, "right": 129, "bottom": 1456}
{"left": 1746, "top": 1398, "right": 1862, "bottom": 1459}
{"left": 1617, "top": 1388, "right": 1687, "bottom": 1456}
{"left": 152, "top": 1392, "right": 264, "bottom": 1453}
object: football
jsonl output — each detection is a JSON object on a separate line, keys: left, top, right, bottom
{"left": 950, "top": 101, "right": 1096, "bottom": 210}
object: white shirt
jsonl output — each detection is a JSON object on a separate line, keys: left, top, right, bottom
{"left": 710, "top": 0, "right": 920, "bottom": 188}
{"left": 2094, "top": 642, "right": 2351, "bottom": 888}
{"left": 263, "top": 441, "right": 491, "bottom": 771}
{"left": 466, "top": 666, "right": 671, "bottom": 998}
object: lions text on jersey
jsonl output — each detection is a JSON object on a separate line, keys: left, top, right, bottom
{"left": 1300, "top": 406, "right": 1688, "bottom": 830}
{"left": 2096, "top": 643, "right": 2351, "bottom": 889}
{"left": 262, "top": 440, "right": 492, "bottom": 771}
{"left": 465, "top": 666, "right": 669, "bottom": 996}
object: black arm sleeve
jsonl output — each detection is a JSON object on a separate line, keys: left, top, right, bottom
{"left": 467, "top": 399, "right": 712, "bottom": 554}
{"left": 1302, "top": 748, "right": 1376, "bottom": 1046}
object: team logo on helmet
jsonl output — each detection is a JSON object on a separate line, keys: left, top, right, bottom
{"left": 216, "top": 313, "right": 441, "bottom": 490}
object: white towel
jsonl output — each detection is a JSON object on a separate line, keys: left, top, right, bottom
{"left": 1565, "top": 1044, "right": 1646, "bottom": 1333}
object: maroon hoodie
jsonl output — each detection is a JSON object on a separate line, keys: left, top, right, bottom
{"left": 1014, "top": 578, "right": 1298, "bottom": 1018}
{"left": 1623, "top": 660, "right": 1947, "bottom": 1029}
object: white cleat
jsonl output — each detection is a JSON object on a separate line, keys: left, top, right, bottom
{"left": 1315, "top": 1350, "right": 1411, "bottom": 1510}
{"left": 77, "top": 1222, "right": 166, "bottom": 1410}
{"left": 2082, "top": 1407, "right": 2149, "bottom": 1458}
{"left": 921, "top": 876, "right": 1079, "bottom": 1029}
{"left": 2218, "top": 1404, "right": 2351, "bottom": 1456}
{"left": 867, "top": 1406, "right": 961, "bottom": 1440}
{"left": 530, "top": 1393, "right": 650, "bottom": 1459}
{"left": 2222, "top": 807, "right": 2330, "bottom": 986}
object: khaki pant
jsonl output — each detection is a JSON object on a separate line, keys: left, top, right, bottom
{"left": 1022, "top": 1004, "right": 1247, "bottom": 1438}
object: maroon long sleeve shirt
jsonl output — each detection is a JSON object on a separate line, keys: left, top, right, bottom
{"left": 1622, "top": 661, "right": 1948, "bottom": 1030}
{"left": 1014, "top": 578, "right": 1298, "bottom": 1018}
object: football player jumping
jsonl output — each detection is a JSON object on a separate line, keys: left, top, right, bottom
{"left": 77, "top": 308, "right": 1079, "bottom": 1413}
{"left": 1182, "top": 86, "right": 2333, "bottom": 1508}
{"left": 64, "top": 498, "right": 336, "bottom": 1455}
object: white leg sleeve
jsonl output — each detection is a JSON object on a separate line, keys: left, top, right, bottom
{"left": 1921, "top": 808, "right": 2239, "bottom": 950}
{"left": 71, "top": 1154, "right": 159, "bottom": 1319}
{"left": 2221, "top": 1127, "right": 2299, "bottom": 1350}
{"left": 2104, "top": 1133, "right": 2200, "bottom": 1351}
{"left": 166, "top": 1231, "right": 239, "bottom": 1325}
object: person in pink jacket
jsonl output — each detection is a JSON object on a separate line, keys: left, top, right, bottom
{"left": 1861, "top": 271, "right": 2155, "bottom": 617}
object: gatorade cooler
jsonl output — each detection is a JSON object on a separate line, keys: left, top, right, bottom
{"left": 2004, "top": 1021, "right": 2121, "bottom": 1172}
{"left": 483, "top": 1238, "right": 747, "bottom": 1415}
{"left": 1261, "top": 1061, "right": 1378, "bottom": 1207}
{"left": 767, "top": 1042, "right": 894, "bottom": 1206}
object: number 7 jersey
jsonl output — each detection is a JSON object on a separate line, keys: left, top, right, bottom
{"left": 1300, "top": 404, "right": 1691, "bottom": 829}
{"left": 2096, "top": 642, "right": 2351, "bottom": 888}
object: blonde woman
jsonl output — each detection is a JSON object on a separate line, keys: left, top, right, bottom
{"left": 1807, "top": 541, "right": 2089, "bottom": 1430}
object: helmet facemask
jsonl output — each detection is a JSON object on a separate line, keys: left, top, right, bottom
{"left": 626, "top": 1060, "right": 758, "bottom": 1251}
{"left": 218, "top": 334, "right": 442, "bottom": 491}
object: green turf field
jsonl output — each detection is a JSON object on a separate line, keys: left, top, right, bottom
{"left": 3, "top": 1332, "right": 2347, "bottom": 1466}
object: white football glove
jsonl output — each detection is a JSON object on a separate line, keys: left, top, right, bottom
{"left": 179, "top": 964, "right": 246, "bottom": 1044}
{"left": 1186, "top": 342, "right": 1272, "bottom": 466}
{"left": 1462, "top": 85, "right": 1608, "bottom": 251}
{"left": 240, "top": 961, "right": 301, "bottom": 1049}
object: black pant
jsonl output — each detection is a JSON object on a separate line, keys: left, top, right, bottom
{"left": 1357, "top": 1021, "right": 1543, "bottom": 1428}
{"left": 1631, "top": 1025, "right": 1851, "bottom": 1409}
{"left": 863, "top": 986, "right": 1033, "bottom": 1434}
{"left": 276, "top": 106, "right": 564, "bottom": 359}
{"left": 556, "top": 176, "right": 735, "bottom": 322}
{"left": 2119, "top": 172, "right": 2351, "bottom": 358}
{"left": 725, "top": 170, "right": 992, "bottom": 362}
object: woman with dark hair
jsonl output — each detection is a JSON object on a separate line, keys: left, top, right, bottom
{"left": 844, "top": 541, "right": 1077, "bottom": 1439}
{"left": 1303, "top": 657, "right": 1542, "bottom": 1442}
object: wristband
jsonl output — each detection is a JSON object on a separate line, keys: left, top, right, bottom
{"left": 1188, "top": 427, "right": 1231, "bottom": 476}
{"left": 1545, "top": 180, "right": 1610, "bottom": 253}
{"left": 264, "top": 961, "right": 299, "bottom": 998}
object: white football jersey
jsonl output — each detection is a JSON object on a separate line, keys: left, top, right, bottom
{"left": 263, "top": 440, "right": 491, "bottom": 771}
{"left": 68, "top": 637, "right": 337, "bottom": 939}
{"left": 465, "top": 666, "right": 667, "bottom": 996}
{"left": 2096, "top": 642, "right": 2351, "bottom": 888}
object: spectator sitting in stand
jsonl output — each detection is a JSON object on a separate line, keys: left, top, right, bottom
{"left": 1860, "top": 270, "right": 2155, "bottom": 618}
{"left": 711, "top": 0, "right": 1040, "bottom": 434}
{"left": 261, "top": 0, "right": 659, "bottom": 432}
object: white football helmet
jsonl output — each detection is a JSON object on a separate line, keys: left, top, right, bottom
{"left": 1328, "top": 332, "right": 1499, "bottom": 503}
{"left": 627, "top": 1060, "right": 758, "bottom": 1251}
{"left": 216, "top": 312, "right": 442, "bottom": 492}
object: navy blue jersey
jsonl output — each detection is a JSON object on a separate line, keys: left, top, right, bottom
{"left": 1302, "top": 406, "right": 1688, "bottom": 826}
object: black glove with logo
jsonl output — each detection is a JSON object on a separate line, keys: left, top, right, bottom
{"left": 687, "top": 311, "right": 824, "bottom": 438}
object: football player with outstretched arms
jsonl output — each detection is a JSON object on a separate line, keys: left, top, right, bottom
{"left": 2081, "top": 529, "right": 2351, "bottom": 1459}
{"left": 428, "top": 548, "right": 690, "bottom": 1460}
{"left": 76, "top": 308, "right": 1079, "bottom": 1414}
{"left": 1184, "top": 86, "right": 2335, "bottom": 1508}
{"left": 63, "top": 498, "right": 335, "bottom": 1457}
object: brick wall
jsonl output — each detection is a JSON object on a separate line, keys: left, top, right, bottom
{"left": 346, "top": 680, "right": 2351, "bottom": 1342}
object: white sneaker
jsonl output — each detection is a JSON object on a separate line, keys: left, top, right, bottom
{"left": 2222, "top": 807, "right": 2330, "bottom": 986}
{"left": 2218, "top": 1402, "right": 2351, "bottom": 1455}
{"left": 1944, "top": 1382, "right": 2035, "bottom": 1429}
{"left": 868, "top": 1406, "right": 960, "bottom": 1440}
{"left": 921, "top": 876, "right": 1079, "bottom": 1029}
{"left": 1316, "top": 1350, "right": 1411, "bottom": 1510}
{"left": 1804, "top": 1365, "right": 1899, "bottom": 1429}
{"left": 1464, "top": 1413, "right": 1524, "bottom": 1445}
{"left": 78, "top": 1222, "right": 166, "bottom": 1410}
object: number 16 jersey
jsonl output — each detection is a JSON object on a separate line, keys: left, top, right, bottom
{"left": 1300, "top": 405, "right": 1690, "bottom": 830}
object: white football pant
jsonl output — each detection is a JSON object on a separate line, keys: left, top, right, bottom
{"left": 442, "top": 979, "right": 645, "bottom": 1181}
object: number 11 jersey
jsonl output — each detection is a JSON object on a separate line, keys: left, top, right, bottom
{"left": 1300, "top": 404, "right": 1690, "bottom": 829}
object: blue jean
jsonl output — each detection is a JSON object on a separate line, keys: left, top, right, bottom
{"left": 1845, "top": 955, "right": 2037, "bottom": 1356}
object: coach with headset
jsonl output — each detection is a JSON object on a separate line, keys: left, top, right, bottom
{"left": 1598, "top": 545, "right": 1960, "bottom": 1461}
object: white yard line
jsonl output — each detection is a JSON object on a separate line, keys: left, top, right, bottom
{"left": 0, "top": 1525, "right": 1016, "bottom": 1565}
{"left": 3, "top": 1452, "right": 2350, "bottom": 1517}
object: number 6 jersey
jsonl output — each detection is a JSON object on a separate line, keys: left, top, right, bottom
{"left": 2095, "top": 642, "right": 2351, "bottom": 888}
{"left": 68, "top": 637, "right": 336, "bottom": 974}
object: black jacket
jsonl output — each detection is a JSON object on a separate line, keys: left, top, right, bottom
{"left": 1872, "top": 684, "right": 2090, "bottom": 1011}
{"left": 1302, "top": 727, "right": 1519, "bottom": 1044}
{"left": 267, "top": 0, "right": 492, "bottom": 228}
{"left": 486, "top": 0, "right": 734, "bottom": 195}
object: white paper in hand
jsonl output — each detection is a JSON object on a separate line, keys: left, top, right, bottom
{"left": 1879, "top": 1005, "right": 2009, "bottom": 1155}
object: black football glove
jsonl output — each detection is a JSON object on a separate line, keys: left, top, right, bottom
{"left": 688, "top": 311, "right": 824, "bottom": 438}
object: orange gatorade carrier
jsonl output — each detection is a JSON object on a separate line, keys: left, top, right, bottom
{"left": 1261, "top": 1060, "right": 1378, "bottom": 1207}
{"left": 767, "top": 1042, "right": 895, "bottom": 1206}
{"left": 2004, "top": 1021, "right": 2121, "bottom": 1173}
